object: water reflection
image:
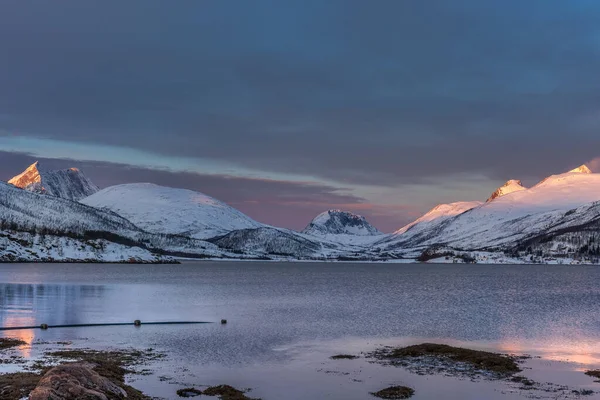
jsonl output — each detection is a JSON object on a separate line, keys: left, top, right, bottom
{"left": 0, "top": 283, "right": 107, "bottom": 328}
{"left": 0, "top": 263, "right": 599, "bottom": 371}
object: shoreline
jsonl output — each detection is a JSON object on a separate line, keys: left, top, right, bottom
{"left": 2, "top": 257, "right": 600, "bottom": 265}
{"left": 2, "top": 336, "right": 599, "bottom": 399}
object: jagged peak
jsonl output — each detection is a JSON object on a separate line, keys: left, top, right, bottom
{"left": 8, "top": 162, "right": 99, "bottom": 201}
{"left": 8, "top": 161, "right": 43, "bottom": 188}
{"left": 568, "top": 164, "right": 592, "bottom": 174}
{"left": 486, "top": 179, "right": 526, "bottom": 202}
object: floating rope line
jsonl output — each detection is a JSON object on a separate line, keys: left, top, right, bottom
{"left": 0, "top": 320, "right": 214, "bottom": 331}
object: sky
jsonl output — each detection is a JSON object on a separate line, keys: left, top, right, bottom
{"left": 2, "top": 1, "right": 600, "bottom": 232}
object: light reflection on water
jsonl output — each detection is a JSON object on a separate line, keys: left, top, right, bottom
{"left": 1, "top": 262, "right": 600, "bottom": 398}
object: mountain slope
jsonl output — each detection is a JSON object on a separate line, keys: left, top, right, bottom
{"left": 208, "top": 227, "right": 323, "bottom": 257}
{"left": 9, "top": 162, "right": 99, "bottom": 201}
{"left": 0, "top": 181, "right": 165, "bottom": 262}
{"left": 486, "top": 180, "right": 526, "bottom": 202}
{"left": 81, "top": 183, "right": 263, "bottom": 239}
{"left": 0, "top": 181, "right": 227, "bottom": 261}
{"left": 383, "top": 166, "right": 600, "bottom": 251}
{"left": 393, "top": 201, "right": 482, "bottom": 236}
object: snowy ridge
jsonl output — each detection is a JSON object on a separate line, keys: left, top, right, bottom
{"left": 382, "top": 166, "right": 600, "bottom": 252}
{"left": 81, "top": 183, "right": 263, "bottom": 239}
{"left": 9, "top": 162, "right": 99, "bottom": 200}
{"left": 486, "top": 180, "right": 526, "bottom": 202}
{"left": 5, "top": 160, "right": 600, "bottom": 262}
{"left": 392, "top": 201, "right": 482, "bottom": 236}
{"left": 569, "top": 164, "right": 592, "bottom": 174}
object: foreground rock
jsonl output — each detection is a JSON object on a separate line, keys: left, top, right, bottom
{"left": 29, "top": 362, "right": 126, "bottom": 400}
{"left": 370, "top": 385, "right": 414, "bottom": 399}
{"left": 176, "top": 384, "right": 260, "bottom": 400}
{"left": 0, "top": 338, "right": 26, "bottom": 350}
{"left": 0, "top": 347, "right": 160, "bottom": 399}
{"left": 370, "top": 343, "right": 521, "bottom": 379}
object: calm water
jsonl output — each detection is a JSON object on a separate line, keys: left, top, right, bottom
{"left": 2, "top": 262, "right": 600, "bottom": 399}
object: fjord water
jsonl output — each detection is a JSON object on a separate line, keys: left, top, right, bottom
{"left": 2, "top": 262, "right": 600, "bottom": 399}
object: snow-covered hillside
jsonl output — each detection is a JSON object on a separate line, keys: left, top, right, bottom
{"left": 392, "top": 201, "right": 482, "bottom": 237}
{"left": 209, "top": 227, "right": 324, "bottom": 257}
{"left": 383, "top": 165, "right": 600, "bottom": 252}
{"left": 9, "top": 162, "right": 99, "bottom": 201}
{"left": 0, "top": 230, "right": 167, "bottom": 263}
{"left": 0, "top": 181, "right": 139, "bottom": 235}
{"left": 81, "top": 183, "right": 263, "bottom": 239}
{"left": 0, "top": 181, "right": 223, "bottom": 261}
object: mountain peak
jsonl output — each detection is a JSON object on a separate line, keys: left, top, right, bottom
{"left": 486, "top": 179, "right": 526, "bottom": 202}
{"left": 302, "top": 210, "right": 382, "bottom": 236}
{"left": 8, "top": 162, "right": 99, "bottom": 201}
{"left": 569, "top": 164, "right": 592, "bottom": 174}
{"left": 9, "top": 161, "right": 44, "bottom": 190}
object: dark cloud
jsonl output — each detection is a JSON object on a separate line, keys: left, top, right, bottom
{"left": 2, "top": 1, "right": 600, "bottom": 187}
{"left": 2, "top": 0, "right": 600, "bottom": 234}
{"left": 0, "top": 151, "right": 418, "bottom": 232}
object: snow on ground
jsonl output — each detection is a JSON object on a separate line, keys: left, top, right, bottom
{"left": 383, "top": 168, "right": 600, "bottom": 250}
{"left": 0, "top": 231, "right": 169, "bottom": 263}
{"left": 81, "top": 183, "right": 263, "bottom": 239}
{"left": 391, "top": 201, "right": 482, "bottom": 236}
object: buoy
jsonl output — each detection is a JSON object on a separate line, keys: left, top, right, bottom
{"left": 221, "top": 319, "right": 227, "bottom": 325}
{"left": 134, "top": 320, "right": 142, "bottom": 326}
{"left": 40, "top": 324, "right": 49, "bottom": 330}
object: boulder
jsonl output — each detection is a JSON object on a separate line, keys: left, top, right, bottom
{"left": 29, "top": 362, "right": 127, "bottom": 400}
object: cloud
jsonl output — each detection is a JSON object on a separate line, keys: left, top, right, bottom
{"left": 1, "top": 1, "right": 600, "bottom": 190}
{"left": 587, "top": 157, "right": 600, "bottom": 173}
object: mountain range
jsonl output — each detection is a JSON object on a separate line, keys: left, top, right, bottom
{"left": 2, "top": 161, "right": 600, "bottom": 264}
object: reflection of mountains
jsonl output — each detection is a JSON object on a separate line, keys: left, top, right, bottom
{"left": 0, "top": 283, "right": 106, "bottom": 328}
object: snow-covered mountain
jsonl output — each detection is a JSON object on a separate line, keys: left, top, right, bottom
{"left": 0, "top": 181, "right": 163, "bottom": 262}
{"left": 0, "top": 180, "right": 228, "bottom": 261}
{"left": 5, "top": 158, "right": 600, "bottom": 263}
{"left": 486, "top": 180, "right": 526, "bottom": 202}
{"left": 9, "top": 162, "right": 99, "bottom": 201}
{"left": 392, "top": 201, "right": 482, "bottom": 236}
{"left": 303, "top": 210, "right": 382, "bottom": 236}
{"left": 382, "top": 165, "right": 600, "bottom": 253}
{"left": 209, "top": 227, "right": 324, "bottom": 258}
{"left": 81, "top": 183, "right": 263, "bottom": 239}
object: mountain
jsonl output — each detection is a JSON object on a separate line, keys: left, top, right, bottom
{"left": 9, "top": 162, "right": 99, "bottom": 201}
{"left": 512, "top": 200, "right": 600, "bottom": 260}
{"left": 208, "top": 227, "right": 324, "bottom": 258}
{"left": 0, "top": 180, "right": 229, "bottom": 262}
{"left": 392, "top": 201, "right": 482, "bottom": 236}
{"left": 0, "top": 181, "right": 161, "bottom": 262}
{"left": 81, "top": 183, "right": 263, "bottom": 239}
{"left": 569, "top": 164, "right": 592, "bottom": 174}
{"left": 382, "top": 165, "right": 600, "bottom": 252}
{"left": 486, "top": 180, "right": 526, "bottom": 202}
{"left": 302, "top": 210, "right": 382, "bottom": 236}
